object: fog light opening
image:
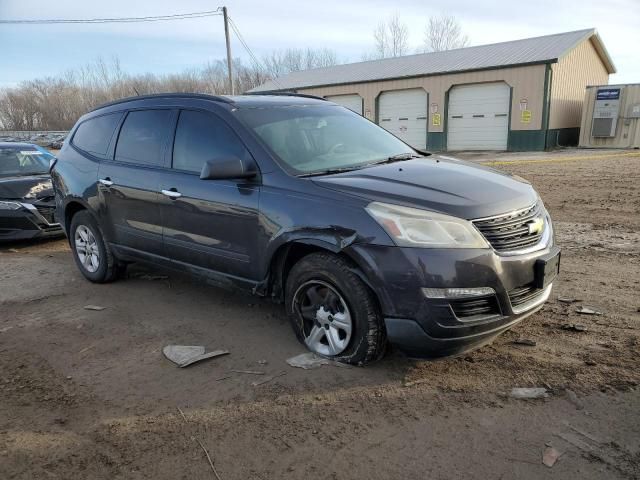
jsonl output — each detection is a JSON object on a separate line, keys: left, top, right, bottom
{"left": 421, "top": 287, "right": 496, "bottom": 299}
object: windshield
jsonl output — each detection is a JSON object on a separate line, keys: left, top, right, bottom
{"left": 0, "top": 146, "right": 52, "bottom": 178}
{"left": 236, "top": 105, "right": 416, "bottom": 175}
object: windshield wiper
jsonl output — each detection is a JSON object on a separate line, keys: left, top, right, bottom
{"left": 369, "top": 153, "right": 421, "bottom": 166}
{"left": 298, "top": 165, "right": 368, "bottom": 177}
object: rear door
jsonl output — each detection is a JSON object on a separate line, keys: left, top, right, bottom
{"left": 97, "top": 109, "right": 175, "bottom": 256}
{"left": 157, "top": 109, "right": 261, "bottom": 282}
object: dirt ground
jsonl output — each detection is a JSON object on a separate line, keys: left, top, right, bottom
{"left": 1, "top": 148, "right": 639, "bottom": 479}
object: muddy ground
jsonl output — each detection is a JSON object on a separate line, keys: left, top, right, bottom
{"left": 1, "top": 149, "right": 639, "bottom": 479}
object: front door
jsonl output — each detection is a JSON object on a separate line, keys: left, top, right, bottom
{"left": 97, "top": 109, "right": 175, "bottom": 256}
{"left": 157, "top": 109, "right": 261, "bottom": 284}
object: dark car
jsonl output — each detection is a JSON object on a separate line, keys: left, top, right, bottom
{"left": 0, "top": 142, "right": 63, "bottom": 241}
{"left": 51, "top": 93, "right": 560, "bottom": 364}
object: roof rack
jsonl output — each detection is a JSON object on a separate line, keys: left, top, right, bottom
{"left": 89, "top": 93, "right": 234, "bottom": 112}
{"left": 243, "top": 91, "right": 327, "bottom": 101}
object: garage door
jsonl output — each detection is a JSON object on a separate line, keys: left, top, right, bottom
{"left": 378, "top": 89, "right": 427, "bottom": 149}
{"left": 325, "top": 94, "right": 363, "bottom": 115}
{"left": 447, "top": 83, "right": 510, "bottom": 151}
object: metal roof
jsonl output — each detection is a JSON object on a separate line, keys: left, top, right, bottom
{"left": 250, "top": 29, "right": 616, "bottom": 92}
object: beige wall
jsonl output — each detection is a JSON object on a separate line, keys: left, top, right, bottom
{"left": 549, "top": 38, "right": 610, "bottom": 129}
{"left": 299, "top": 64, "right": 547, "bottom": 132}
{"left": 579, "top": 84, "right": 640, "bottom": 148}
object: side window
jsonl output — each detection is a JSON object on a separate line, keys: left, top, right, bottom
{"left": 172, "top": 110, "right": 250, "bottom": 173}
{"left": 115, "top": 110, "right": 173, "bottom": 166}
{"left": 72, "top": 112, "right": 123, "bottom": 157}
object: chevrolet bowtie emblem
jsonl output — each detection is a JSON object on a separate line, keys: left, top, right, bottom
{"left": 527, "top": 217, "right": 545, "bottom": 235}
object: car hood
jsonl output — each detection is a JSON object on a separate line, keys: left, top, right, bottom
{"left": 311, "top": 156, "right": 538, "bottom": 220}
{"left": 0, "top": 174, "right": 54, "bottom": 201}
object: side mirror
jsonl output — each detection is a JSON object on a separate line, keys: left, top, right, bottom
{"left": 200, "top": 156, "right": 257, "bottom": 180}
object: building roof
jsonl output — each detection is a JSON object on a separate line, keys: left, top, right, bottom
{"left": 250, "top": 29, "right": 616, "bottom": 92}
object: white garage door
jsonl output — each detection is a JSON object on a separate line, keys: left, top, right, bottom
{"left": 325, "top": 94, "right": 363, "bottom": 115}
{"left": 378, "top": 89, "right": 427, "bottom": 149}
{"left": 447, "top": 83, "right": 510, "bottom": 151}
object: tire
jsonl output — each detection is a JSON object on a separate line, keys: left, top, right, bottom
{"left": 69, "top": 210, "right": 119, "bottom": 283}
{"left": 285, "top": 252, "right": 387, "bottom": 365}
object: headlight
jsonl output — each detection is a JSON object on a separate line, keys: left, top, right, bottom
{"left": 0, "top": 201, "right": 22, "bottom": 210}
{"left": 365, "top": 202, "right": 489, "bottom": 249}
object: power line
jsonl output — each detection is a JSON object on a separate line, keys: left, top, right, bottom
{"left": 0, "top": 10, "right": 223, "bottom": 25}
{"left": 228, "top": 17, "right": 284, "bottom": 90}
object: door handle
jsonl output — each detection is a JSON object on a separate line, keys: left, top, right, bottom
{"left": 99, "top": 178, "right": 113, "bottom": 187}
{"left": 161, "top": 189, "right": 182, "bottom": 199}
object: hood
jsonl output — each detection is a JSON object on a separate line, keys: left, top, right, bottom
{"left": 311, "top": 156, "right": 537, "bottom": 220}
{"left": 0, "top": 174, "right": 54, "bottom": 201}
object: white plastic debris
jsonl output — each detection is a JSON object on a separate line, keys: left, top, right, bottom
{"left": 286, "top": 352, "right": 330, "bottom": 370}
{"left": 163, "top": 345, "right": 229, "bottom": 368}
{"left": 510, "top": 387, "right": 549, "bottom": 399}
{"left": 576, "top": 306, "right": 603, "bottom": 315}
{"left": 542, "top": 446, "right": 562, "bottom": 467}
{"left": 84, "top": 305, "right": 106, "bottom": 311}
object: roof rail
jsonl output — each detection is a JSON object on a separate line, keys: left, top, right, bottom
{"left": 244, "top": 91, "right": 327, "bottom": 101}
{"left": 89, "top": 93, "right": 234, "bottom": 112}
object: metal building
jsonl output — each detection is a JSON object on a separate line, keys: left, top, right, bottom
{"left": 579, "top": 84, "right": 640, "bottom": 148}
{"left": 250, "top": 29, "right": 615, "bottom": 151}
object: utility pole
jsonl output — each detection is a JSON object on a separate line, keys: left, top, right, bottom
{"left": 222, "top": 6, "right": 234, "bottom": 95}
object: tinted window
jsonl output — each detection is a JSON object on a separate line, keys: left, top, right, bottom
{"left": 115, "top": 110, "right": 173, "bottom": 166}
{"left": 173, "top": 110, "right": 250, "bottom": 173}
{"left": 72, "top": 113, "right": 122, "bottom": 157}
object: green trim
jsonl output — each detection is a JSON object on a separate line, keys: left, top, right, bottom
{"left": 426, "top": 132, "right": 446, "bottom": 151}
{"left": 546, "top": 128, "right": 580, "bottom": 148}
{"left": 508, "top": 130, "right": 546, "bottom": 151}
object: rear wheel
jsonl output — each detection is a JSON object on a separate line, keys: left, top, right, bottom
{"left": 69, "top": 210, "right": 119, "bottom": 283}
{"left": 285, "top": 252, "right": 386, "bottom": 365}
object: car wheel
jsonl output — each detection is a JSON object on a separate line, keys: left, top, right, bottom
{"left": 69, "top": 210, "right": 119, "bottom": 283}
{"left": 285, "top": 252, "right": 386, "bottom": 365}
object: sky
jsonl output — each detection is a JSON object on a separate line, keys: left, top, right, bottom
{"left": 1, "top": 0, "right": 639, "bottom": 88}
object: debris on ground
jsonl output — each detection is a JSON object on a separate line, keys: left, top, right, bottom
{"left": 84, "top": 305, "right": 106, "bottom": 311}
{"left": 163, "top": 345, "right": 229, "bottom": 368}
{"left": 558, "top": 297, "right": 579, "bottom": 303}
{"left": 286, "top": 352, "right": 331, "bottom": 370}
{"left": 252, "top": 371, "right": 287, "bottom": 386}
{"left": 7, "top": 248, "right": 19, "bottom": 253}
{"left": 257, "top": 359, "right": 268, "bottom": 365}
{"left": 585, "top": 359, "right": 597, "bottom": 366}
{"left": 513, "top": 338, "right": 537, "bottom": 346}
{"left": 565, "top": 389, "right": 585, "bottom": 410}
{"left": 510, "top": 387, "right": 549, "bottom": 399}
{"left": 561, "top": 323, "right": 587, "bottom": 332}
{"left": 576, "top": 306, "right": 603, "bottom": 315}
{"left": 542, "top": 446, "right": 562, "bottom": 467}
{"left": 230, "top": 369, "right": 265, "bottom": 375}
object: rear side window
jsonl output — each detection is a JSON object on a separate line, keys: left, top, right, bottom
{"left": 72, "top": 113, "right": 122, "bottom": 157}
{"left": 172, "top": 110, "right": 250, "bottom": 173}
{"left": 115, "top": 110, "right": 173, "bottom": 166}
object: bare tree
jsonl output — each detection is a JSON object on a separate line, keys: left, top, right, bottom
{"left": 369, "top": 14, "right": 409, "bottom": 59}
{"left": 422, "top": 15, "right": 469, "bottom": 52}
{"left": 0, "top": 49, "right": 341, "bottom": 130}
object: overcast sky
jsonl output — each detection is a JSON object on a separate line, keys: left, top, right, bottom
{"left": 1, "top": 0, "right": 638, "bottom": 88}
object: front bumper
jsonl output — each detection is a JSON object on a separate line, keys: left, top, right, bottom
{"left": 346, "top": 241, "right": 560, "bottom": 358}
{"left": 0, "top": 202, "right": 64, "bottom": 241}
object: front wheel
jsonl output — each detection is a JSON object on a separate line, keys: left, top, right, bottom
{"left": 285, "top": 252, "right": 386, "bottom": 365}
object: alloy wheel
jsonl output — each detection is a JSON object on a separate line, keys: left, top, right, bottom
{"left": 74, "top": 225, "right": 100, "bottom": 273}
{"left": 293, "top": 280, "right": 353, "bottom": 356}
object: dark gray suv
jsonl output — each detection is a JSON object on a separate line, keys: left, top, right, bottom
{"left": 51, "top": 93, "right": 560, "bottom": 364}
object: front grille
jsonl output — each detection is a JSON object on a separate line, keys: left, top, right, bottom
{"left": 450, "top": 295, "right": 500, "bottom": 319}
{"left": 35, "top": 205, "right": 57, "bottom": 224}
{"left": 508, "top": 283, "right": 542, "bottom": 308}
{"left": 473, "top": 203, "right": 545, "bottom": 253}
